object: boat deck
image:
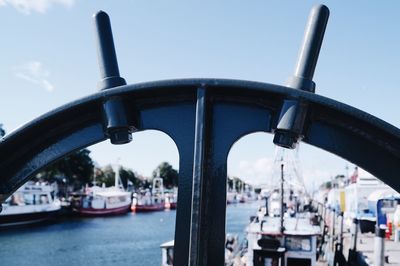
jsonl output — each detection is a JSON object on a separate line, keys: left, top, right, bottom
{"left": 248, "top": 215, "right": 321, "bottom": 236}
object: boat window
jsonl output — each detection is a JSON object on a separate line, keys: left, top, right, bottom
{"left": 381, "top": 200, "right": 398, "bottom": 213}
{"left": 118, "top": 196, "right": 126, "bottom": 202}
{"left": 40, "top": 194, "right": 49, "bottom": 204}
{"left": 107, "top": 196, "right": 123, "bottom": 204}
{"left": 10, "top": 194, "right": 25, "bottom": 206}
{"left": 285, "top": 236, "right": 312, "bottom": 252}
{"left": 286, "top": 258, "right": 311, "bottom": 266}
{"left": 107, "top": 197, "right": 116, "bottom": 204}
{"left": 82, "top": 197, "right": 91, "bottom": 208}
{"left": 24, "top": 194, "right": 35, "bottom": 205}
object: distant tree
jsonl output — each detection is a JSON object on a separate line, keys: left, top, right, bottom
{"left": 140, "top": 177, "right": 152, "bottom": 189}
{"left": 94, "top": 165, "right": 115, "bottom": 187}
{"left": 227, "top": 177, "right": 234, "bottom": 190}
{"left": 320, "top": 181, "right": 332, "bottom": 190}
{"left": 233, "top": 177, "right": 243, "bottom": 192}
{"left": 93, "top": 167, "right": 104, "bottom": 185}
{"left": 152, "top": 162, "right": 179, "bottom": 188}
{"left": 325, "top": 181, "right": 332, "bottom": 189}
{"left": 37, "top": 149, "right": 94, "bottom": 189}
{"left": 228, "top": 176, "right": 245, "bottom": 192}
{"left": 0, "top": 124, "right": 5, "bottom": 137}
{"left": 119, "top": 166, "right": 140, "bottom": 189}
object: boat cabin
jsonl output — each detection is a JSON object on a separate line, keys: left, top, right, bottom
{"left": 246, "top": 216, "right": 320, "bottom": 266}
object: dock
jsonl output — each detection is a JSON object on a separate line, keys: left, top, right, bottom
{"left": 340, "top": 231, "right": 400, "bottom": 265}
{"left": 313, "top": 201, "right": 400, "bottom": 266}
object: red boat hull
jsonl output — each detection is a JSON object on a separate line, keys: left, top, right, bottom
{"left": 73, "top": 204, "right": 131, "bottom": 216}
{"left": 131, "top": 204, "right": 165, "bottom": 212}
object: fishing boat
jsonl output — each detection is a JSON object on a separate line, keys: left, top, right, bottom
{"left": 238, "top": 184, "right": 257, "bottom": 203}
{"left": 131, "top": 177, "right": 165, "bottom": 212}
{"left": 243, "top": 213, "right": 321, "bottom": 265}
{"left": 71, "top": 167, "right": 132, "bottom": 216}
{"left": 227, "top": 179, "right": 255, "bottom": 204}
{"left": 227, "top": 190, "right": 238, "bottom": 204}
{"left": 367, "top": 188, "right": 400, "bottom": 230}
{"left": 342, "top": 168, "right": 392, "bottom": 232}
{"left": 164, "top": 189, "right": 178, "bottom": 210}
{"left": 325, "top": 174, "right": 346, "bottom": 214}
{"left": 0, "top": 181, "right": 61, "bottom": 227}
{"left": 241, "top": 150, "right": 322, "bottom": 266}
{"left": 259, "top": 188, "right": 271, "bottom": 200}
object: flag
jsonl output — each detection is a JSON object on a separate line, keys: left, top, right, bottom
{"left": 350, "top": 166, "right": 358, "bottom": 183}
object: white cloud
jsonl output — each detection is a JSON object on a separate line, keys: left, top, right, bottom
{"left": 0, "top": 0, "right": 75, "bottom": 14}
{"left": 301, "top": 167, "right": 331, "bottom": 190}
{"left": 232, "top": 155, "right": 333, "bottom": 191}
{"left": 235, "top": 157, "right": 275, "bottom": 185}
{"left": 14, "top": 61, "right": 54, "bottom": 92}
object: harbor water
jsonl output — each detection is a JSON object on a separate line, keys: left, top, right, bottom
{"left": 0, "top": 201, "right": 259, "bottom": 266}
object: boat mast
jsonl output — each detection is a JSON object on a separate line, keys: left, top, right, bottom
{"left": 114, "top": 158, "right": 122, "bottom": 189}
{"left": 280, "top": 163, "right": 285, "bottom": 233}
{"left": 115, "top": 167, "right": 119, "bottom": 188}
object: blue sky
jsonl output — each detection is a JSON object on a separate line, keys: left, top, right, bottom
{"left": 0, "top": 1, "right": 399, "bottom": 187}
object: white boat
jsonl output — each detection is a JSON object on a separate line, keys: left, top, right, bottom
{"left": 0, "top": 181, "right": 61, "bottom": 227}
{"left": 237, "top": 184, "right": 257, "bottom": 203}
{"left": 268, "top": 190, "right": 282, "bottom": 217}
{"left": 71, "top": 186, "right": 132, "bottom": 216}
{"left": 242, "top": 164, "right": 321, "bottom": 266}
{"left": 71, "top": 168, "right": 132, "bottom": 216}
{"left": 259, "top": 188, "right": 271, "bottom": 200}
{"left": 227, "top": 191, "right": 238, "bottom": 204}
{"left": 325, "top": 174, "right": 347, "bottom": 213}
{"left": 164, "top": 188, "right": 178, "bottom": 210}
{"left": 244, "top": 214, "right": 321, "bottom": 266}
{"left": 131, "top": 177, "right": 166, "bottom": 212}
{"left": 343, "top": 170, "right": 391, "bottom": 231}
{"left": 241, "top": 148, "right": 322, "bottom": 266}
{"left": 367, "top": 188, "right": 400, "bottom": 228}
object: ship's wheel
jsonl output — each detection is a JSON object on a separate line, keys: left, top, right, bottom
{"left": 1, "top": 5, "right": 400, "bottom": 266}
